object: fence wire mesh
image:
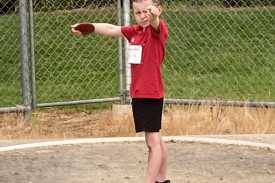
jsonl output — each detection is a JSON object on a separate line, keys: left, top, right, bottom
{"left": 162, "top": 1, "right": 275, "bottom": 102}
{"left": 0, "top": 0, "right": 274, "bottom": 111}
{"left": 0, "top": 0, "right": 21, "bottom": 108}
{"left": 32, "top": 1, "right": 120, "bottom": 105}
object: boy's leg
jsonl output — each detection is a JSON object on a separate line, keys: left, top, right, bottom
{"left": 144, "top": 132, "right": 167, "bottom": 183}
{"left": 156, "top": 134, "right": 168, "bottom": 182}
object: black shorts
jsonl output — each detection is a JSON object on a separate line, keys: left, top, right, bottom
{"left": 131, "top": 98, "right": 164, "bottom": 133}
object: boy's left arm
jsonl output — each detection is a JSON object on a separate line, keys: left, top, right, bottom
{"left": 147, "top": 5, "right": 162, "bottom": 33}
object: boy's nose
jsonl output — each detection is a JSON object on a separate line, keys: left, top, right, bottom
{"left": 141, "top": 12, "right": 147, "bottom": 19}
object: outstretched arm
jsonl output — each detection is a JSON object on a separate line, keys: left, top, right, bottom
{"left": 147, "top": 4, "right": 162, "bottom": 33}
{"left": 93, "top": 23, "right": 123, "bottom": 36}
{"left": 71, "top": 23, "right": 123, "bottom": 36}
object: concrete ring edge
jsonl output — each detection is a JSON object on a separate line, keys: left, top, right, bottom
{"left": 0, "top": 136, "right": 274, "bottom": 153}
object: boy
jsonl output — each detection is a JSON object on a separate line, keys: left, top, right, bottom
{"left": 71, "top": 0, "right": 170, "bottom": 182}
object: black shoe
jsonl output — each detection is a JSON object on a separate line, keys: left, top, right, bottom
{"left": 156, "top": 180, "right": 170, "bottom": 183}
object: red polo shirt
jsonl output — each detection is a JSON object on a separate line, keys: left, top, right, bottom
{"left": 121, "top": 19, "right": 168, "bottom": 98}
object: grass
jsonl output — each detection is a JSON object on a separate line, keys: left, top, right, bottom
{"left": 0, "top": 104, "right": 274, "bottom": 139}
{"left": 0, "top": 6, "right": 274, "bottom": 108}
{"left": 162, "top": 7, "right": 275, "bottom": 100}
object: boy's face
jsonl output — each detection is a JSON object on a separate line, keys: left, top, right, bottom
{"left": 133, "top": 0, "right": 155, "bottom": 28}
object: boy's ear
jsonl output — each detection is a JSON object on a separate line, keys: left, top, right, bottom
{"left": 158, "top": 5, "right": 163, "bottom": 15}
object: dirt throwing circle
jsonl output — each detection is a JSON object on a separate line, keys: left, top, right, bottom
{"left": 0, "top": 137, "right": 274, "bottom": 183}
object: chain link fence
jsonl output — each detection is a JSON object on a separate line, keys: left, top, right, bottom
{"left": 0, "top": 0, "right": 275, "bottom": 115}
{"left": 0, "top": 0, "right": 21, "bottom": 108}
{"left": 162, "top": 0, "right": 275, "bottom": 105}
{"left": 32, "top": 0, "right": 122, "bottom": 107}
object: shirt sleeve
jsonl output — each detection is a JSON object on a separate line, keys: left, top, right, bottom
{"left": 121, "top": 26, "right": 133, "bottom": 43}
{"left": 160, "top": 19, "right": 168, "bottom": 35}
{"left": 151, "top": 19, "right": 168, "bottom": 40}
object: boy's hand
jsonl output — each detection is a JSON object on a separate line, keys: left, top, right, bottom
{"left": 147, "top": 4, "right": 162, "bottom": 32}
{"left": 147, "top": 5, "right": 161, "bottom": 22}
{"left": 71, "top": 24, "right": 82, "bottom": 36}
{"left": 71, "top": 23, "right": 95, "bottom": 36}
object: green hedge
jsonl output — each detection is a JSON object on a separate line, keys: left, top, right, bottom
{"left": 0, "top": 0, "right": 17, "bottom": 14}
{"left": 32, "top": 0, "right": 118, "bottom": 11}
{"left": 0, "top": 0, "right": 274, "bottom": 14}
{"left": 167, "top": 0, "right": 274, "bottom": 7}
{"left": 0, "top": 0, "right": 118, "bottom": 13}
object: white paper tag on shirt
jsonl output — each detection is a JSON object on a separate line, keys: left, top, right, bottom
{"left": 128, "top": 45, "right": 142, "bottom": 64}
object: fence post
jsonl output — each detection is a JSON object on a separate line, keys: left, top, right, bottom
{"left": 117, "top": 0, "right": 124, "bottom": 104}
{"left": 123, "top": 0, "right": 131, "bottom": 100}
{"left": 29, "top": 0, "right": 37, "bottom": 110}
{"left": 19, "top": 0, "right": 31, "bottom": 120}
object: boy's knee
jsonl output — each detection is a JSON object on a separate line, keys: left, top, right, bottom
{"left": 145, "top": 140, "right": 153, "bottom": 149}
{"left": 145, "top": 132, "right": 162, "bottom": 150}
{"left": 146, "top": 139, "right": 161, "bottom": 151}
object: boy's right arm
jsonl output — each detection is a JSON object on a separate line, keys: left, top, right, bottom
{"left": 71, "top": 23, "right": 123, "bottom": 37}
{"left": 94, "top": 23, "right": 123, "bottom": 36}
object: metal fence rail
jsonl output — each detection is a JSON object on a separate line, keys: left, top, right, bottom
{"left": 0, "top": 0, "right": 275, "bottom": 117}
